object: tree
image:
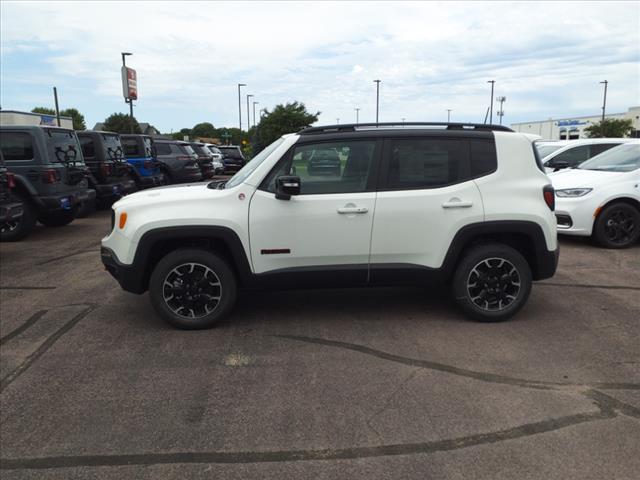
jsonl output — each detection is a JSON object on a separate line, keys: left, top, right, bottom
{"left": 102, "top": 112, "right": 142, "bottom": 134}
{"left": 171, "top": 128, "right": 192, "bottom": 140}
{"left": 31, "top": 107, "right": 86, "bottom": 130}
{"left": 256, "top": 102, "right": 320, "bottom": 150}
{"left": 191, "top": 122, "right": 216, "bottom": 138}
{"left": 584, "top": 118, "right": 634, "bottom": 138}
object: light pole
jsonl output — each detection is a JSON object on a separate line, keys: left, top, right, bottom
{"left": 246, "top": 94, "right": 253, "bottom": 132}
{"left": 447, "top": 109, "right": 452, "bottom": 122}
{"left": 373, "top": 79, "right": 381, "bottom": 124}
{"left": 336, "top": 118, "right": 340, "bottom": 124}
{"left": 252, "top": 101, "right": 259, "bottom": 128}
{"left": 496, "top": 96, "right": 506, "bottom": 125}
{"left": 121, "top": 52, "right": 133, "bottom": 133}
{"left": 487, "top": 80, "right": 495, "bottom": 124}
{"left": 237, "top": 83, "right": 246, "bottom": 130}
{"left": 600, "top": 80, "right": 608, "bottom": 124}
{"left": 355, "top": 108, "right": 360, "bottom": 125}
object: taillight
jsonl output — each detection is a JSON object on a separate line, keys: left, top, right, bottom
{"left": 543, "top": 185, "right": 555, "bottom": 211}
{"left": 6, "top": 172, "right": 16, "bottom": 189}
{"left": 100, "top": 162, "right": 113, "bottom": 176}
{"left": 42, "top": 169, "right": 61, "bottom": 183}
{"left": 176, "top": 155, "right": 192, "bottom": 161}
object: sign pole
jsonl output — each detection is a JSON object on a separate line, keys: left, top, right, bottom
{"left": 53, "top": 86, "right": 61, "bottom": 127}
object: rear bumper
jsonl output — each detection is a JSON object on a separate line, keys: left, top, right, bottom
{"left": 0, "top": 202, "right": 24, "bottom": 223}
{"left": 136, "top": 173, "right": 164, "bottom": 188}
{"left": 94, "top": 179, "right": 136, "bottom": 199}
{"left": 36, "top": 189, "right": 93, "bottom": 212}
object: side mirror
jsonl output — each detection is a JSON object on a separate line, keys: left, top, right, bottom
{"left": 547, "top": 159, "right": 570, "bottom": 171}
{"left": 275, "top": 175, "right": 301, "bottom": 200}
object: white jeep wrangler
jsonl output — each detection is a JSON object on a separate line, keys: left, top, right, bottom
{"left": 101, "top": 123, "right": 558, "bottom": 329}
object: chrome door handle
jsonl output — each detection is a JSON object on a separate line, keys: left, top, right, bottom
{"left": 442, "top": 200, "right": 473, "bottom": 209}
{"left": 337, "top": 206, "right": 368, "bottom": 214}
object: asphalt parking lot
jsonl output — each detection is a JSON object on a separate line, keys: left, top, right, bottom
{"left": 1, "top": 211, "right": 639, "bottom": 479}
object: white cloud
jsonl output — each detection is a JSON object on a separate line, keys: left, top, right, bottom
{"left": 1, "top": 1, "right": 638, "bottom": 131}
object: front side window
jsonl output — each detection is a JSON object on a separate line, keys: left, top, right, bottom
{"left": 386, "top": 138, "right": 469, "bottom": 190}
{"left": 264, "top": 140, "right": 376, "bottom": 195}
{"left": 590, "top": 143, "right": 619, "bottom": 156}
{"left": 0, "top": 132, "right": 35, "bottom": 161}
{"left": 547, "top": 145, "right": 590, "bottom": 167}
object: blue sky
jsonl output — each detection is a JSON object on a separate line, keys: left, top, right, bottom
{"left": 1, "top": 1, "right": 638, "bottom": 133}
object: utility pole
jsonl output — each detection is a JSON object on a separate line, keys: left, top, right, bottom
{"left": 496, "top": 96, "right": 506, "bottom": 125}
{"left": 373, "top": 79, "right": 381, "bottom": 124}
{"left": 53, "top": 87, "right": 61, "bottom": 126}
{"left": 122, "top": 52, "right": 133, "bottom": 133}
{"left": 600, "top": 80, "right": 608, "bottom": 123}
{"left": 246, "top": 94, "right": 253, "bottom": 132}
{"left": 336, "top": 118, "right": 340, "bottom": 124}
{"left": 355, "top": 108, "right": 360, "bottom": 125}
{"left": 237, "top": 83, "right": 246, "bottom": 130}
{"left": 447, "top": 109, "right": 452, "bottom": 123}
{"left": 252, "top": 101, "right": 259, "bottom": 128}
{"left": 487, "top": 80, "right": 495, "bottom": 124}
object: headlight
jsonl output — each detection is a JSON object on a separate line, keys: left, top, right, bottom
{"left": 555, "top": 188, "right": 593, "bottom": 197}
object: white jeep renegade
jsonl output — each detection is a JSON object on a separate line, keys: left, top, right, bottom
{"left": 101, "top": 123, "right": 558, "bottom": 329}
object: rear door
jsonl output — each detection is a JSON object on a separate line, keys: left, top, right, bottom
{"left": 248, "top": 138, "right": 380, "bottom": 282}
{"left": 369, "top": 136, "right": 488, "bottom": 282}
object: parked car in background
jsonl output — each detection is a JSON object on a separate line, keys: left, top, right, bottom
{"left": 189, "top": 142, "right": 215, "bottom": 179}
{"left": 0, "top": 125, "right": 95, "bottom": 240}
{"left": 204, "top": 144, "right": 225, "bottom": 175}
{"left": 217, "top": 145, "right": 246, "bottom": 174}
{"left": 76, "top": 131, "right": 137, "bottom": 209}
{"left": 153, "top": 139, "right": 203, "bottom": 184}
{"left": 537, "top": 138, "right": 633, "bottom": 173}
{"left": 550, "top": 140, "right": 640, "bottom": 248}
{"left": 307, "top": 147, "right": 342, "bottom": 176}
{"left": 120, "top": 134, "right": 165, "bottom": 188}
{"left": 0, "top": 151, "right": 25, "bottom": 241}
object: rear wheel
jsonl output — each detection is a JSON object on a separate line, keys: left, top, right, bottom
{"left": 593, "top": 202, "right": 640, "bottom": 249}
{"left": 149, "top": 249, "right": 237, "bottom": 329}
{"left": 38, "top": 209, "right": 77, "bottom": 227}
{"left": 452, "top": 244, "right": 532, "bottom": 322}
{"left": 0, "top": 192, "right": 36, "bottom": 241}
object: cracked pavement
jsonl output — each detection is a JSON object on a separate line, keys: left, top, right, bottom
{"left": 1, "top": 211, "right": 639, "bottom": 479}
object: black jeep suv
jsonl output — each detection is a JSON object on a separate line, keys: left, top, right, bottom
{"left": 0, "top": 126, "right": 95, "bottom": 240}
{"left": 76, "top": 131, "right": 137, "bottom": 208}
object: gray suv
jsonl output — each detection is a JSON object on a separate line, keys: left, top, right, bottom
{"left": 153, "top": 140, "right": 203, "bottom": 184}
{"left": 0, "top": 126, "right": 95, "bottom": 240}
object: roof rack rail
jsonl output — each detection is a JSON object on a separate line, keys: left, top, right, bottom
{"left": 298, "top": 122, "right": 514, "bottom": 135}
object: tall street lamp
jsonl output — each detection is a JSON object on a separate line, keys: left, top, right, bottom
{"left": 355, "top": 108, "right": 360, "bottom": 125}
{"left": 121, "top": 52, "right": 133, "bottom": 133}
{"left": 237, "top": 83, "right": 246, "bottom": 130}
{"left": 373, "top": 79, "right": 381, "bottom": 124}
{"left": 487, "top": 80, "right": 495, "bottom": 124}
{"left": 246, "top": 94, "right": 254, "bottom": 132}
{"left": 253, "top": 101, "right": 259, "bottom": 128}
{"left": 496, "top": 96, "right": 506, "bottom": 125}
{"left": 600, "top": 80, "right": 608, "bottom": 124}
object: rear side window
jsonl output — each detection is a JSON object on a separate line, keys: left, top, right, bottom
{"left": 0, "top": 132, "right": 34, "bottom": 161}
{"left": 122, "top": 138, "right": 141, "bottom": 156}
{"left": 79, "top": 136, "right": 96, "bottom": 159}
{"left": 386, "top": 138, "right": 469, "bottom": 190}
{"left": 155, "top": 143, "right": 171, "bottom": 155}
{"left": 470, "top": 138, "right": 497, "bottom": 177}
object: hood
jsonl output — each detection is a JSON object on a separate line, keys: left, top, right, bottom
{"left": 548, "top": 168, "right": 625, "bottom": 190}
{"left": 113, "top": 181, "right": 219, "bottom": 209}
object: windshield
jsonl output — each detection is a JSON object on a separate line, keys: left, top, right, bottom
{"left": 225, "top": 137, "right": 285, "bottom": 189}
{"left": 47, "top": 130, "right": 83, "bottom": 165}
{"left": 536, "top": 144, "right": 563, "bottom": 159}
{"left": 578, "top": 143, "right": 640, "bottom": 172}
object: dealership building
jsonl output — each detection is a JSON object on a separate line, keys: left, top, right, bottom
{"left": 510, "top": 106, "right": 640, "bottom": 140}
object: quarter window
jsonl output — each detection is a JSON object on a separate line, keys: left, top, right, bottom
{"left": 0, "top": 132, "right": 34, "bottom": 161}
{"left": 264, "top": 140, "right": 376, "bottom": 195}
{"left": 386, "top": 138, "right": 470, "bottom": 190}
{"left": 79, "top": 136, "right": 96, "bottom": 159}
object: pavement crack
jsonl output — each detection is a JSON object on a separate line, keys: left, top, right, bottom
{"left": 0, "top": 310, "right": 48, "bottom": 346}
{"left": 274, "top": 335, "right": 640, "bottom": 392}
{"left": 536, "top": 282, "right": 640, "bottom": 291}
{"left": 0, "top": 286, "right": 57, "bottom": 290}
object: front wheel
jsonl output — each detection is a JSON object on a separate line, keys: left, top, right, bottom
{"left": 149, "top": 249, "right": 237, "bottom": 329}
{"left": 451, "top": 244, "right": 532, "bottom": 322}
{"left": 593, "top": 202, "right": 640, "bottom": 249}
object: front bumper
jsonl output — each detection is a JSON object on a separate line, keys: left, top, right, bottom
{"left": 0, "top": 201, "right": 24, "bottom": 223}
{"left": 101, "top": 246, "right": 147, "bottom": 294}
{"left": 535, "top": 247, "right": 560, "bottom": 280}
{"left": 554, "top": 196, "right": 597, "bottom": 236}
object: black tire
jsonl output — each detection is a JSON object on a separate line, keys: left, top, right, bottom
{"left": 38, "top": 209, "right": 77, "bottom": 227}
{"left": 593, "top": 202, "right": 640, "bottom": 249}
{"left": 149, "top": 248, "right": 237, "bottom": 329}
{"left": 451, "top": 243, "right": 532, "bottom": 322}
{"left": 0, "top": 192, "right": 36, "bottom": 242}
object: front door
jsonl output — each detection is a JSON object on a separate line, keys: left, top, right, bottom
{"left": 248, "top": 139, "right": 380, "bottom": 283}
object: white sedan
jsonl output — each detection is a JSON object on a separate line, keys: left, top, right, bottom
{"left": 549, "top": 140, "right": 640, "bottom": 248}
